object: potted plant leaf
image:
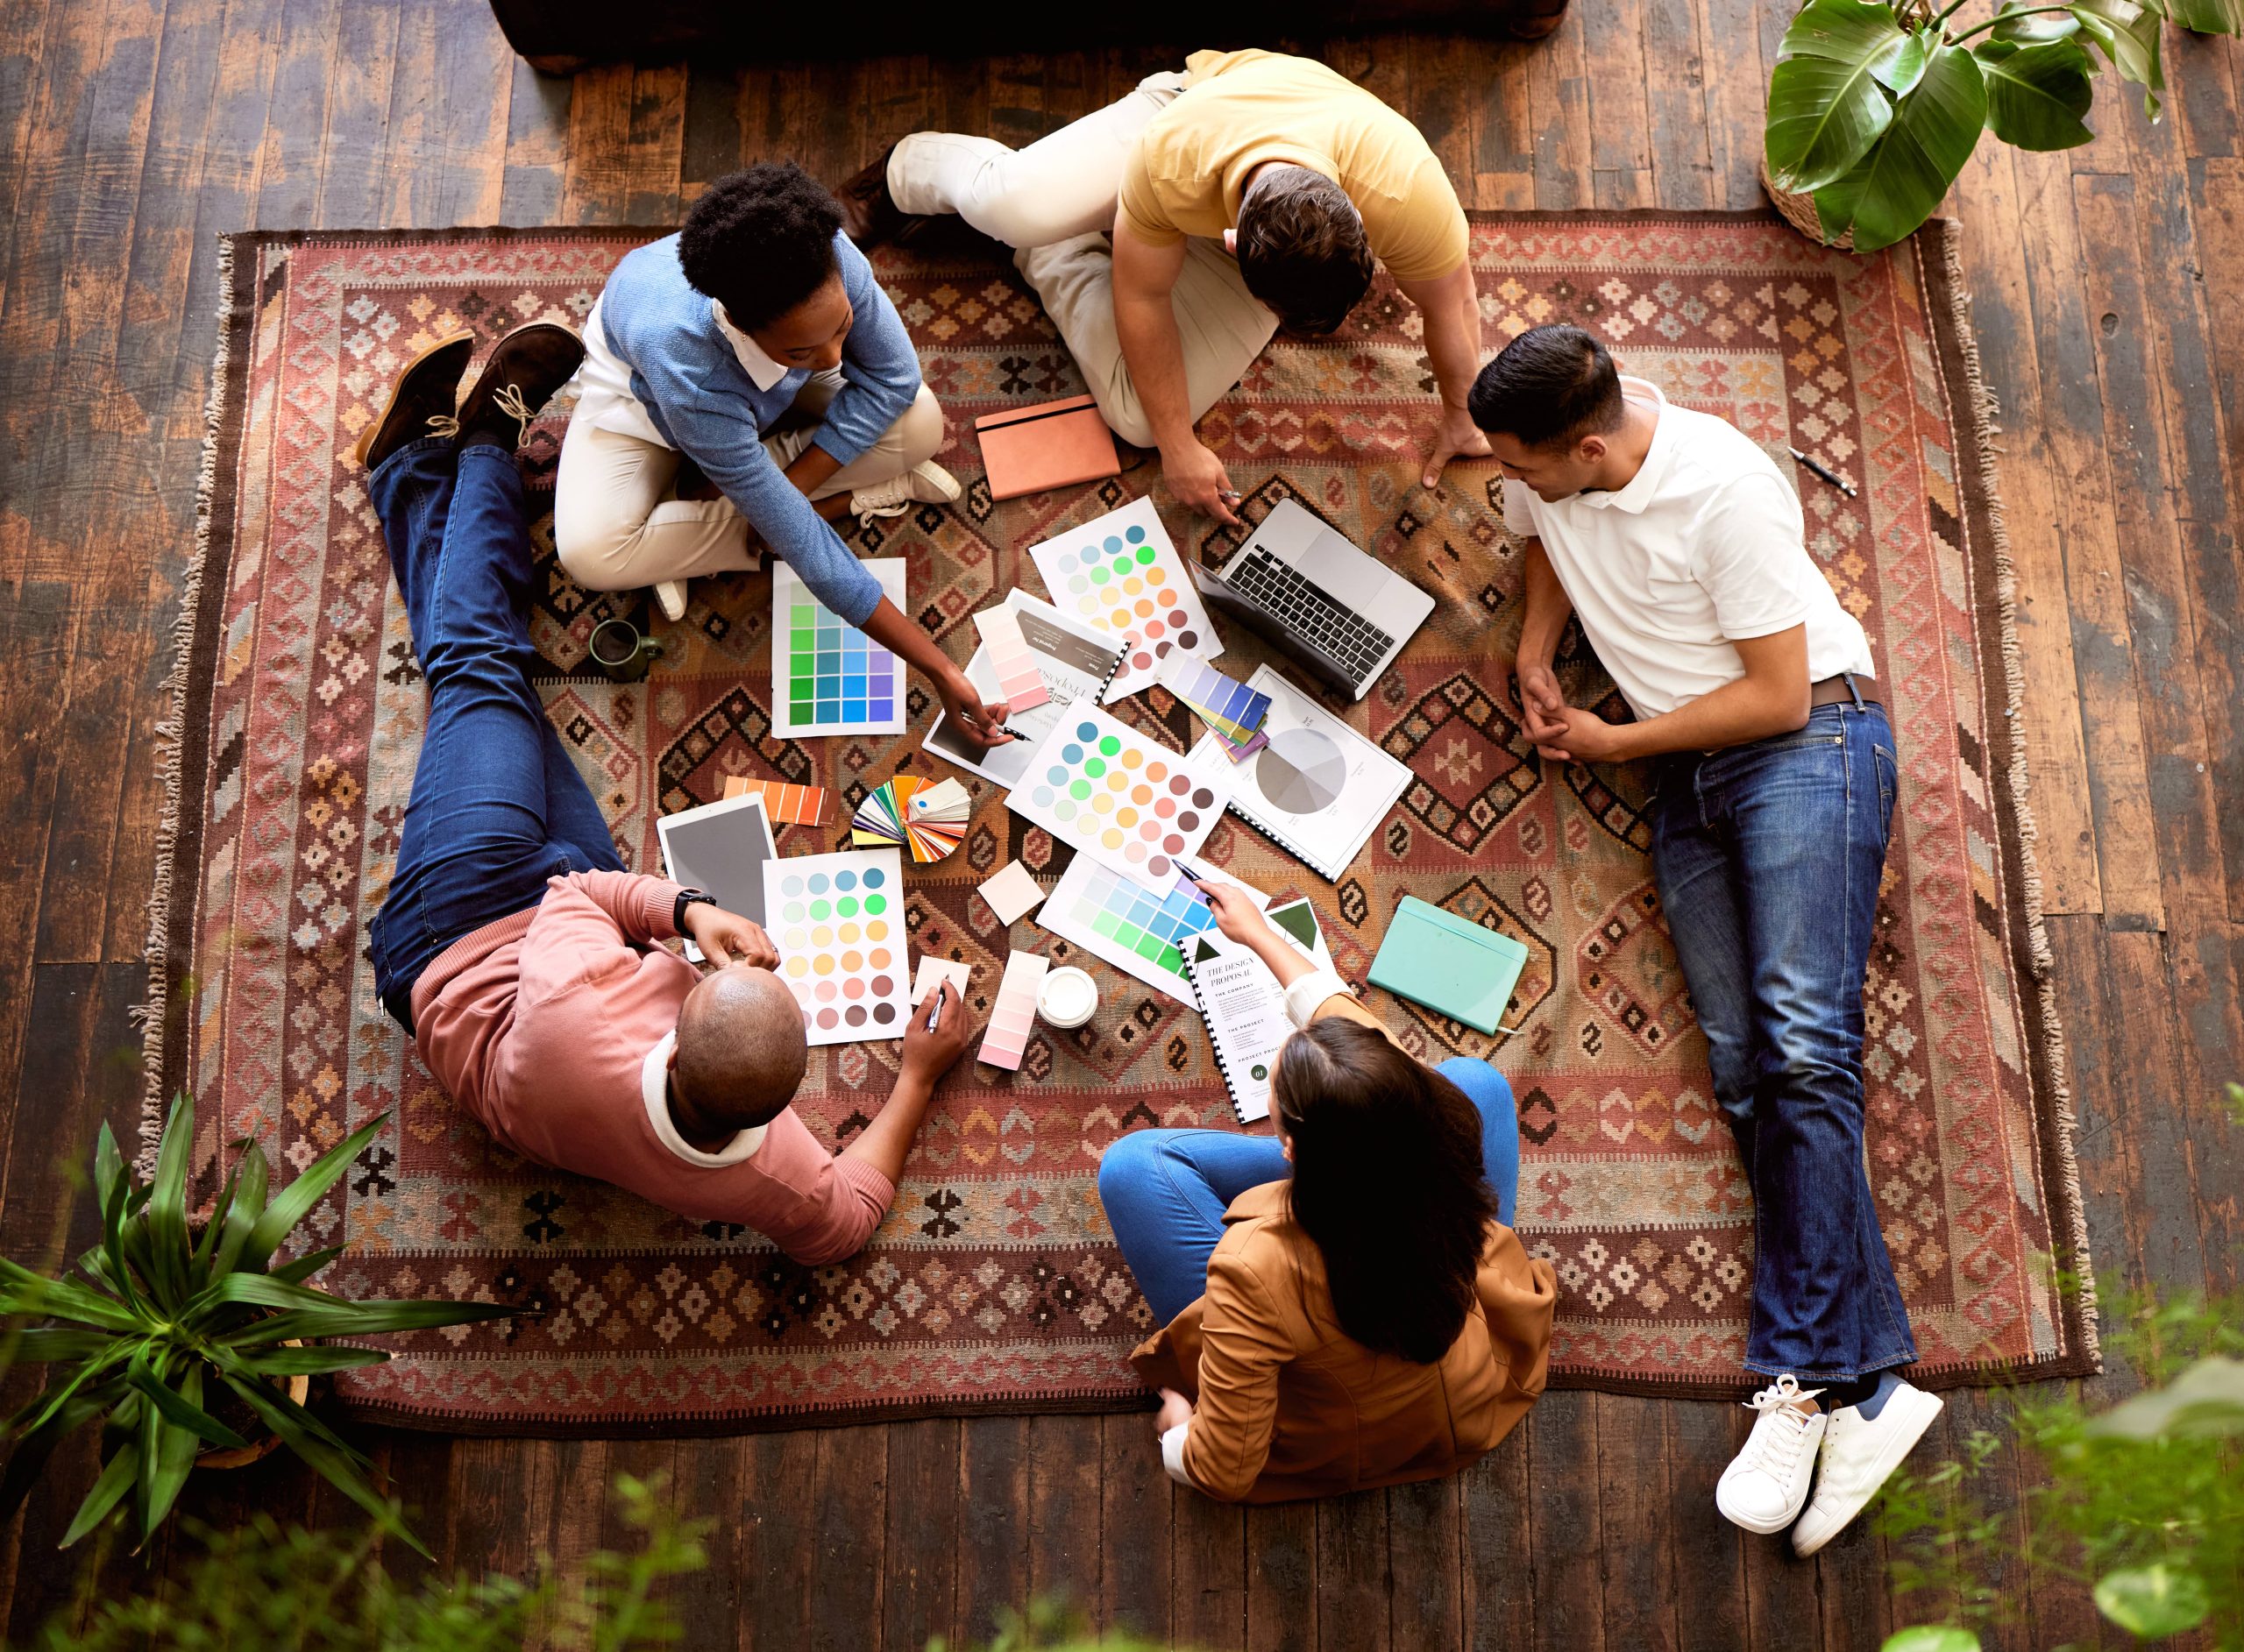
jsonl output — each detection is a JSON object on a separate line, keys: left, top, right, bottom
{"left": 0, "top": 1094, "right": 515, "bottom": 1556}
{"left": 1763, "top": 0, "right": 2236, "bottom": 252}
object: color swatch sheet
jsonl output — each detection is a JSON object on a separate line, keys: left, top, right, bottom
{"left": 924, "top": 592, "right": 1125, "bottom": 788}
{"left": 1158, "top": 653, "right": 1272, "bottom": 759}
{"left": 970, "top": 605, "right": 1049, "bottom": 712}
{"left": 1027, "top": 495, "right": 1218, "bottom": 698}
{"left": 721, "top": 775, "right": 831, "bottom": 826}
{"left": 1188, "top": 664, "right": 1413, "bottom": 881}
{"left": 771, "top": 558, "right": 907, "bottom": 738}
{"left": 762, "top": 848, "right": 909, "bottom": 1045}
{"left": 1040, "top": 854, "right": 1266, "bottom": 1004}
{"left": 979, "top": 950, "right": 1050, "bottom": 1070}
{"left": 1008, "top": 703, "right": 1230, "bottom": 883}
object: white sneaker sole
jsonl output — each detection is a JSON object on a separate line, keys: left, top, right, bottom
{"left": 1716, "top": 1486, "right": 1810, "bottom": 1535}
{"left": 1791, "top": 1388, "right": 1943, "bottom": 1556}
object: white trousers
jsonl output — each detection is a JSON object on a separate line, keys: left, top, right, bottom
{"left": 552, "top": 375, "right": 942, "bottom": 592}
{"left": 887, "top": 74, "right": 1277, "bottom": 450}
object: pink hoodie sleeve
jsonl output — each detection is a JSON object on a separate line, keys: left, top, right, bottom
{"left": 514, "top": 873, "right": 685, "bottom": 1007}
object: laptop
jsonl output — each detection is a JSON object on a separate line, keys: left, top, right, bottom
{"left": 1187, "top": 499, "right": 1435, "bottom": 701}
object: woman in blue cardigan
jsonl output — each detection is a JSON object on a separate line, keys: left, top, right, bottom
{"left": 555, "top": 162, "right": 1008, "bottom": 748}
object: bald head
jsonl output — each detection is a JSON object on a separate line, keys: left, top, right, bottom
{"left": 673, "top": 967, "right": 809, "bottom": 1130}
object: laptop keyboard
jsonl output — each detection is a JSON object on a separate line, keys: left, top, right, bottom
{"left": 1227, "top": 546, "right": 1396, "bottom": 681}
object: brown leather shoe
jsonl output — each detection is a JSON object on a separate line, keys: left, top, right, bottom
{"left": 455, "top": 322, "right": 586, "bottom": 450}
{"left": 834, "top": 142, "right": 922, "bottom": 249}
{"left": 352, "top": 330, "right": 475, "bottom": 471}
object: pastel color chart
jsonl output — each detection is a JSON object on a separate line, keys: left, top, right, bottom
{"left": 1043, "top": 857, "right": 1219, "bottom": 998}
{"left": 761, "top": 848, "right": 908, "bottom": 1046}
{"left": 1007, "top": 703, "right": 1230, "bottom": 883}
{"left": 979, "top": 950, "right": 1050, "bottom": 1070}
{"left": 1027, "top": 495, "right": 1217, "bottom": 697}
{"left": 970, "top": 606, "right": 1050, "bottom": 713}
{"left": 770, "top": 559, "right": 907, "bottom": 738}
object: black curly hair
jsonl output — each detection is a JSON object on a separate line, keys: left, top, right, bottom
{"left": 678, "top": 162, "right": 847, "bottom": 333}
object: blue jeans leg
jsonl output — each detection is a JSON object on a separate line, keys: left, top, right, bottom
{"left": 1436, "top": 1058, "right": 1520, "bottom": 1228}
{"left": 366, "top": 440, "right": 617, "bottom": 1025}
{"left": 1098, "top": 1130, "right": 1292, "bottom": 1326}
{"left": 1651, "top": 702, "right": 1915, "bottom": 1382}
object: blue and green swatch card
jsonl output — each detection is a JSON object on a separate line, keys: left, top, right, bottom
{"left": 771, "top": 558, "right": 907, "bottom": 738}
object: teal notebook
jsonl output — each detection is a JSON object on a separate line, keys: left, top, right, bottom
{"left": 1367, "top": 897, "right": 1530, "bottom": 1035}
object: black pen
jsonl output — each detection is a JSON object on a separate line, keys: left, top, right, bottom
{"left": 1790, "top": 447, "right": 1857, "bottom": 499}
{"left": 924, "top": 980, "right": 946, "bottom": 1032}
{"left": 1170, "top": 855, "right": 1214, "bottom": 886}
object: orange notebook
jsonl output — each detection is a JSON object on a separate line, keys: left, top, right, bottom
{"left": 974, "top": 394, "right": 1122, "bottom": 500}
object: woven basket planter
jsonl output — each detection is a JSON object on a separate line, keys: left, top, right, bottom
{"left": 1762, "top": 160, "right": 1857, "bottom": 251}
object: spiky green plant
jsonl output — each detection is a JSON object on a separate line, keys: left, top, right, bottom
{"left": 0, "top": 1095, "right": 514, "bottom": 1557}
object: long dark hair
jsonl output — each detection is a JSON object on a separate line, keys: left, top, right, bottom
{"left": 1272, "top": 1021, "right": 1497, "bottom": 1364}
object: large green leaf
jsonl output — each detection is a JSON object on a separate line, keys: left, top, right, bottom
{"left": 217, "top": 1299, "right": 517, "bottom": 1348}
{"left": 1766, "top": 0, "right": 1914, "bottom": 190}
{"left": 267, "top": 1243, "right": 346, "bottom": 1287}
{"left": 2166, "top": 0, "right": 2244, "bottom": 34}
{"left": 0, "top": 1261, "right": 138, "bottom": 1332}
{"left": 1880, "top": 1630, "right": 1980, "bottom": 1652}
{"left": 99, "top": 1170, "right": 145, "bottom": 1320}
{"left": 2095, "top": 1563, "right": 2211, "bottom": 1638}
{"left": 1978, "top": 39, "right": 2096, "bottom": 148}
{"left": 214, "top": 1344, "right": 390, "bottom": 1378}
{"left": 1814, "top": 40, "right": 1988, "bottom": 252}
{"left": 180, "top": 1268, "right": 348, "bottom": 1329}
{"left": 0, "top": 1379, "right": 124, "bottom": 1520}
{"left": 125, "top": 1354, "right": 250, "bottom": 1450}
{"left": 1992, "top": 1, "right": 2081, "bottom": 42}
{"left": 143, "top": 1094, "right": 195, "bottom": 1311}
{"left": 239, "top": 1115, "right": 388, "bottom": 1274}
{"left": 138, "top": 1365, "right": 202, "bottom": 1545}
{"left": 209, "top": 1143, "right": 269, "bottom": 1279}
{"left": 58, "top": 1444, "right": 136, "bottom": 1548}
{"left": 2070, "top": 0, "right": 2165, "bottom": 117}
{"left": 219, "top": 1371, "right": 425, "bottom": 1557}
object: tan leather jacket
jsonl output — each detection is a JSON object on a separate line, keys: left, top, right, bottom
{"left": 1127, "top": 989, "right": 1557, "bottom": 1503}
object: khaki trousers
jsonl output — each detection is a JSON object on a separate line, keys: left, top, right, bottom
{"left": 552, "top": 376, "right": 942, "bottom": 592}
{"left": 888, "top": 74, "right": 1277, "bottom": 450}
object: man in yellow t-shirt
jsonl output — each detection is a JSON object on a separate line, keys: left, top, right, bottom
{"left": 838, "top": 50, "right": 1489, "bottom": 523}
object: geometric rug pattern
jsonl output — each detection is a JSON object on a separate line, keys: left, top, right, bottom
{"left": 146, "top": 213, "right": 2093, "bottom": 1433}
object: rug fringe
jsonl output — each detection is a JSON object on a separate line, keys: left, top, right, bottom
{"left": 131, "top": 232, "right": 237, "bottom": 1173}
{"left": 1931, "top": 221, "right": 2099, "bottom": 1359}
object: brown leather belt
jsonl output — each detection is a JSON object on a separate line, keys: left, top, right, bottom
{"left": 1810, "top": 673, "right": 1879, "bottom": 711}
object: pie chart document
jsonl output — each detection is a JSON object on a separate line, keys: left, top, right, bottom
{"left": 1189, "top": 664, "right": 1414, "bottom": 881}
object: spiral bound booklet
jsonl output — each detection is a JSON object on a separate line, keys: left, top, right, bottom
{"left": 925, "top": 592, "right": 1131, "bottom": 789}
{"left": 1187, "top": 664, "right": 1412, "bottom": 881}
{"left": 1179, "top": 899, "right": 1333, "bottom": 1124}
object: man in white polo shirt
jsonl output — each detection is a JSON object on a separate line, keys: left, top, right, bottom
{"left": 1468, "top": 324, "right": 1942, "bottom": 1555}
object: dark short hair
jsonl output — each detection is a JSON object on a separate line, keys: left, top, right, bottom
{"left": 1466, "top": 323, "right": 1625, "bottom": 448}
{"left": 678, "top": 162, "right": 846, "bottom": 333}
{"left": 1273, "top": 1019, "right": 1497, "bottom": 1364}
{"left": 1235, "top": 166, "right": 1374, "bottom": 336}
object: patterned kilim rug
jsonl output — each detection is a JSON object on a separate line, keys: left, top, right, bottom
{"left": 145, "top": 213, "right": 2096, "bottom": 1436}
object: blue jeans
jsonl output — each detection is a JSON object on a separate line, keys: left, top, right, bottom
{"left": 1650, "top": 698, "right": 1914, "bottom": 1382}
{"left": 1099, "top": 1059, "right": 1521, "bottom": 1327}
{"left": 365, "top": 439, "right": 623, "bottom": 1031}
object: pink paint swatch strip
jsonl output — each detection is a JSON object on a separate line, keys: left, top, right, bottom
{"left": 972, "top": 606, "right": 1051, "bottom": 713}
{"left": 977, "top": 950, "right": 1050, "bottom": 1070}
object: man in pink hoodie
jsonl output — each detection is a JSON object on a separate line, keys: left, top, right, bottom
{"left": 359, "top": 324, "right": 976, "bottom": 1266}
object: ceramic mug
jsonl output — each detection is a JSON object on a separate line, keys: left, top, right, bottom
{"left": 588, "top": 616, "right": 664, "bottom": 684}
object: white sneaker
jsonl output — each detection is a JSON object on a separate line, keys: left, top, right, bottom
{"left": 1715, "top": 1374, "right": 1829, "bottom": 1534}
{"left": 653, "top": 580, "right": 688, "bottom": 622}
{"left": 1791, "top": 1379, "right": 1942, "bottom": 1556}
{"left": 851, "top": 460, "right": 962, "bottom": 522}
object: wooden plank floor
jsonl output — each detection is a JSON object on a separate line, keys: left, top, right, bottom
{"left": 1, "top": 5, "right": 2239, "bottom": 1645}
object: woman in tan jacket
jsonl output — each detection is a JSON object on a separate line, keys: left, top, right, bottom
{"left": 1099, "top": 884, "right": 1557, "bottom": 1504}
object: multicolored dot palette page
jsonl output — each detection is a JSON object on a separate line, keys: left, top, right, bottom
{"left": 1007, "top": 702, "right": 1229, "bottom": 883}
{"left": 759, "top": 848, "right": 908, "bottom": 1046}
{"left": 1026, "top": 495, "right": 1218, "bottom": 698}
{"left": 770, "top": 558, "right": 907, "bottom": 738}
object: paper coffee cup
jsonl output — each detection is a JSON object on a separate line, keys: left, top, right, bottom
{"left": 1036, "top": 966, "right": 1098, "bottom": 1030}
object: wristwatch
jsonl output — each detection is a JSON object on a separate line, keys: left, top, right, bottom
{"left": 672, "top": 887, "right": 718, "bottom": 935}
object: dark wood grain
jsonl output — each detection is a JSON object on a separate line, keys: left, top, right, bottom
{"left": 1, "top": 5, "right": 2238, "bottom": 1646}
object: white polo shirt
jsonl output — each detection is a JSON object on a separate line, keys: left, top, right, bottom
{"left": 1501, "top": 378, "right": 1874, "bottom": 720}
